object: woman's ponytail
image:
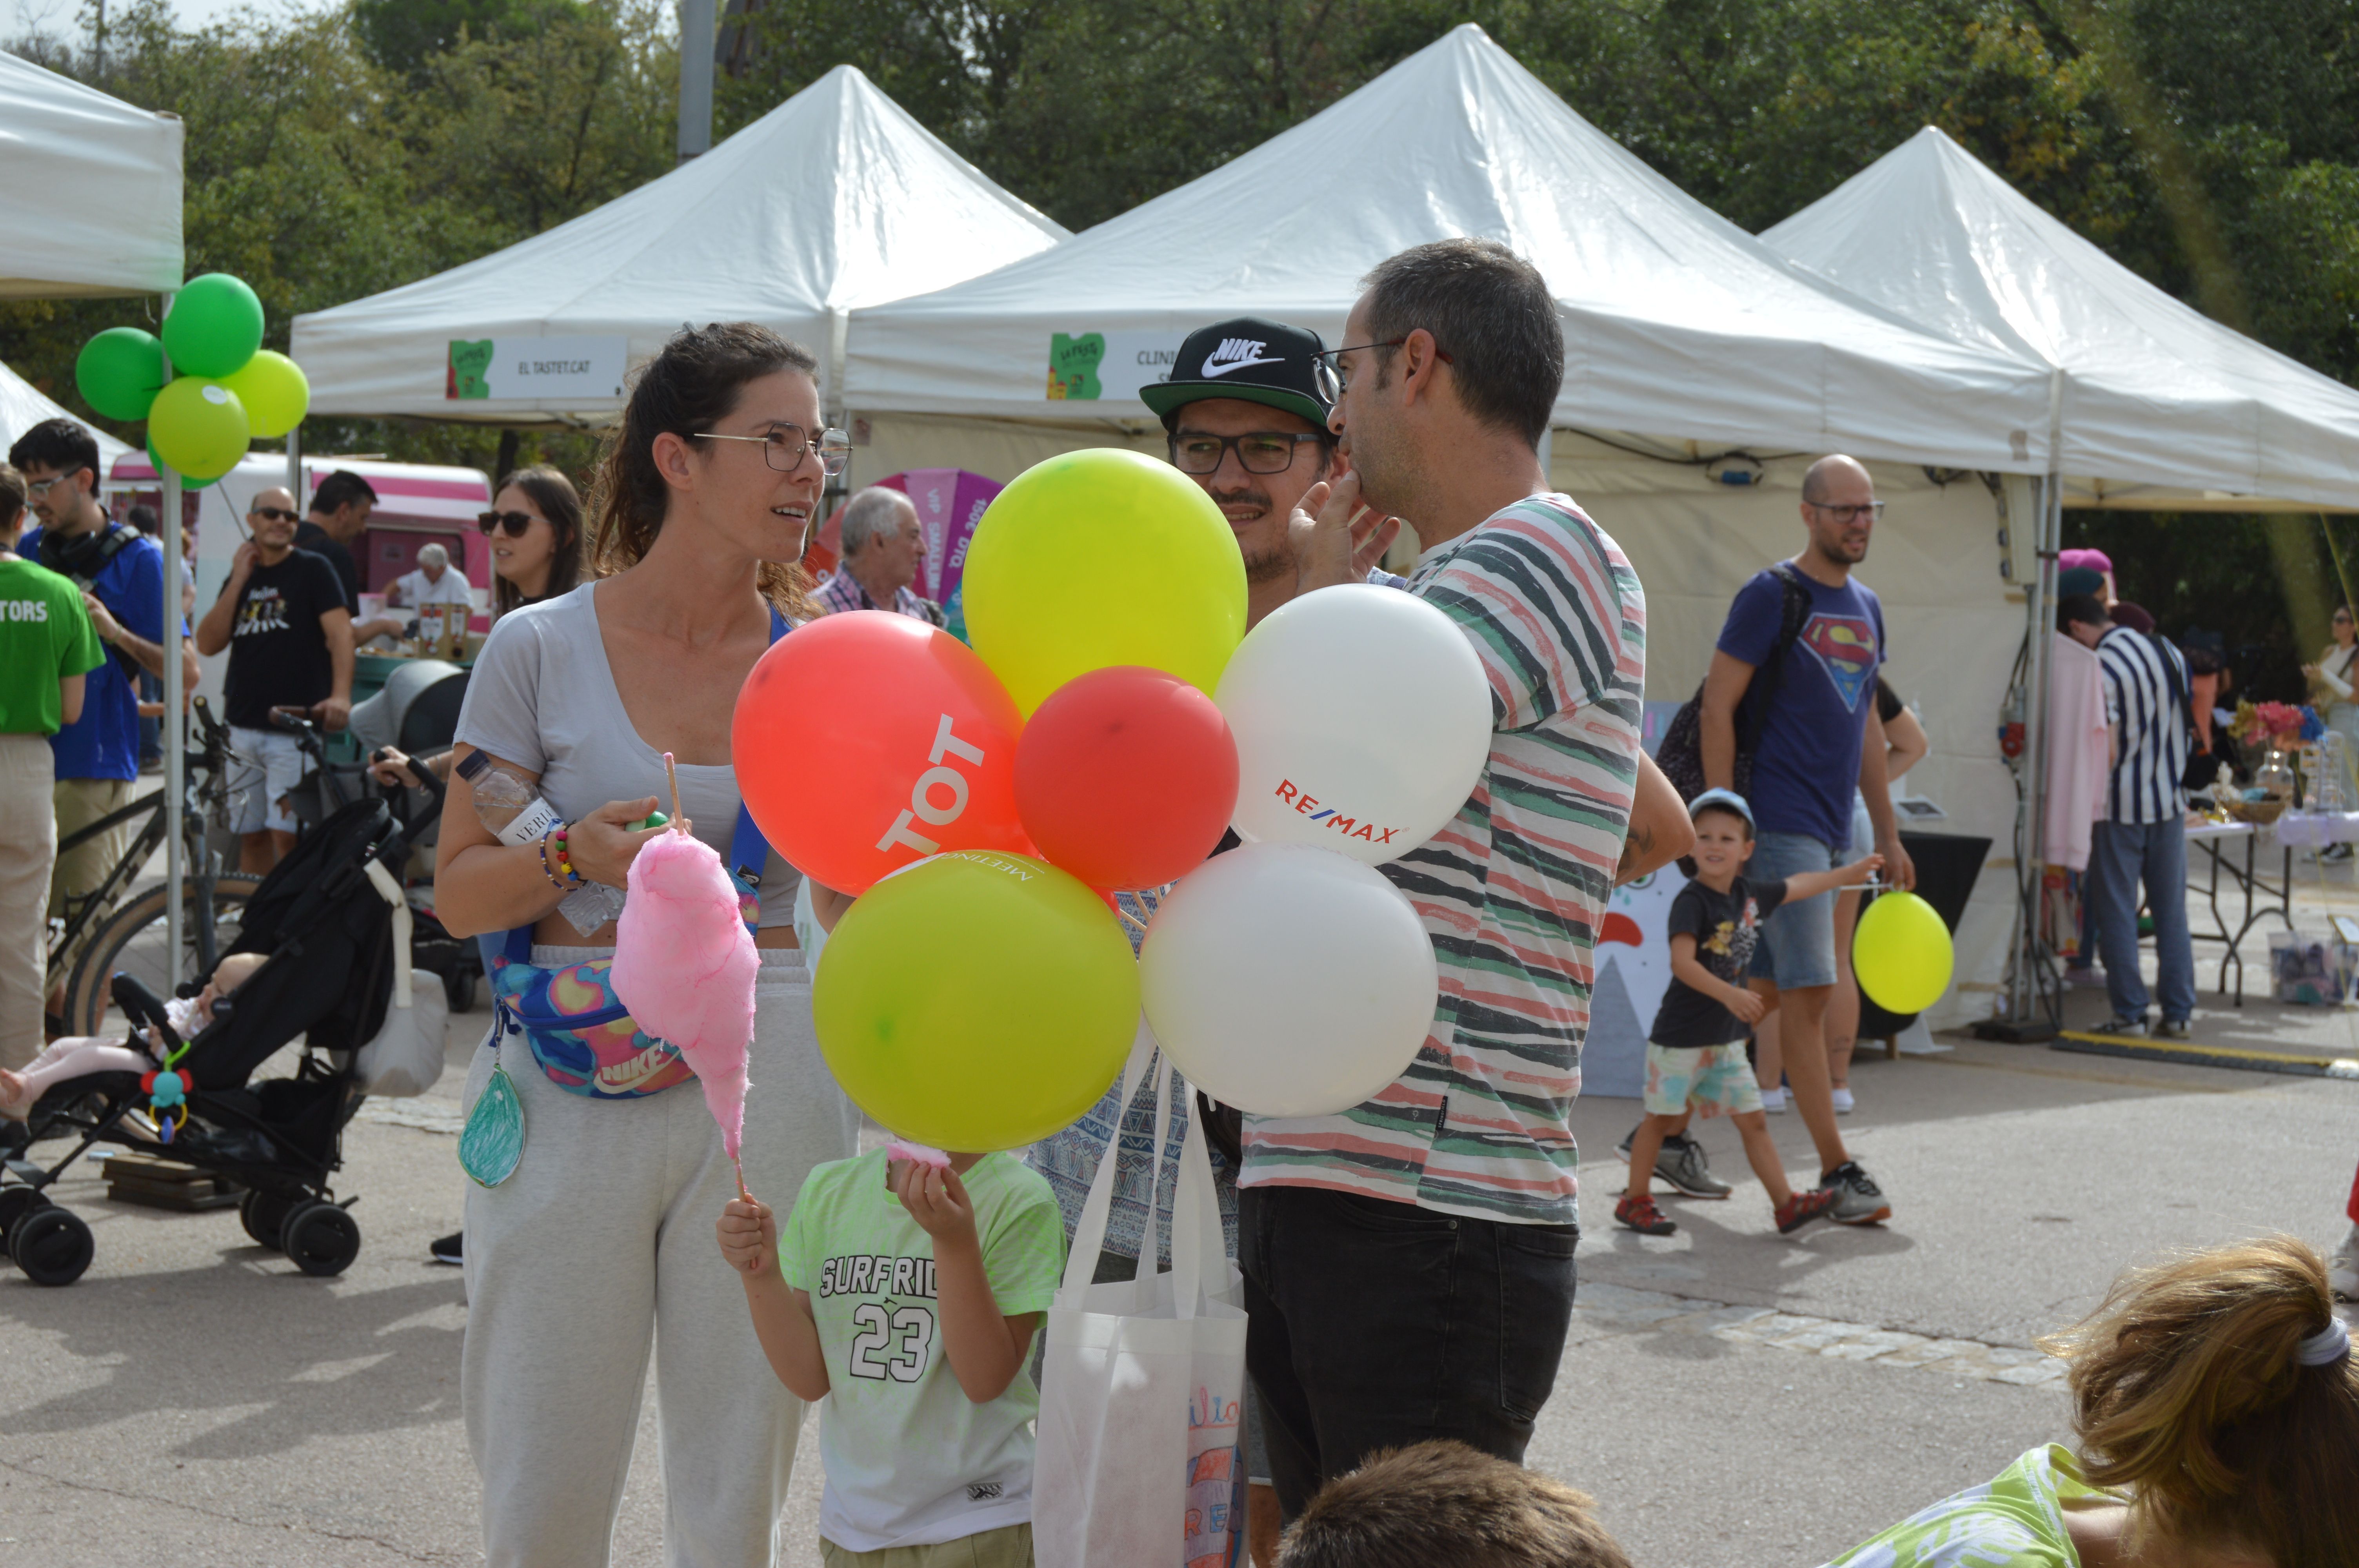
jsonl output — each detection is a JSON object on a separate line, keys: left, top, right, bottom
{"left": 2040, "top": 1234, "right": 2357, "bottom": 1564}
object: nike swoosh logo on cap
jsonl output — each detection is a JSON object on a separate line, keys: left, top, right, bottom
{"left": 1201, "top": 354, "right": 1283, "bottom": 377}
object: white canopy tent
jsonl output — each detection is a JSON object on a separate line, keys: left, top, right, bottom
{"left": 0, "top": 50, "right": 184, "bottom": 298}
{"left": 291, "top": 64, "right": 1069, "bottom": 425}
{"left": 1765, "top": 125, "right": 2359, "bottom": 1031}
{"left": 840, "top": 26, "right": 2054, "bottom": 1031}
{"left": 844, "top": 24, "right": 2054, "bottom": 469}
{"left": 2, "top": 358, "right": 134, "bottom": 475}
{"left": 1763, "top": 125, "right": 2359, "bottom": 514}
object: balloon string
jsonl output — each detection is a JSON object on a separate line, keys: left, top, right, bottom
{"left": 663, "top": 751, "right": 683, "bottom": 834}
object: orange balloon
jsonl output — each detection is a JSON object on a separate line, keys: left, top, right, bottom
{"left": 733, "top": 611, "right": 1029, "bottom": 895}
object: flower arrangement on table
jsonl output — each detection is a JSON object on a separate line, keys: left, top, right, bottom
{"left": 2229, "top": 700, "right": 2315, "bottom": 750}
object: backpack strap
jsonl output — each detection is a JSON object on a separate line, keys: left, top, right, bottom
{"left": 1738, "top": 562, "right": 1819, "bottom": 748}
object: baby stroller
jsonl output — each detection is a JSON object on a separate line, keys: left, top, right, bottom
{"left": 0, "top": 798, "right": 415, "bottom": 1286}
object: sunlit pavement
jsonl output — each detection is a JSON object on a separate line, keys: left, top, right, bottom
{"left": 2, "top": 987, "right": 2352, "bottom": 1565}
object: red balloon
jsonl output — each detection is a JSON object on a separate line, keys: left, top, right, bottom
{"left": 1015, "top": 666, "right": 1239, "bottom": 891}
{"left": 734, "top": 612, "right": 1029, "bottom": 895}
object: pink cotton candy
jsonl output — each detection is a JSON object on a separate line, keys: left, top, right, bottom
{"left": 612, "top": 828, "right": 757, "bottom": 1159}
{"left": 887, "top": 1140, "right": 952, "bottom": 1169}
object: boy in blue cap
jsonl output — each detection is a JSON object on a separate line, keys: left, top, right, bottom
{"left": 1617, "top": 789, "right": 1881, "bottom": 1237}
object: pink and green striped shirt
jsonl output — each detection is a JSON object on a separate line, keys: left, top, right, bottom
{"left": 1239, "top": 493, "right": 1645, "bottom": 1226}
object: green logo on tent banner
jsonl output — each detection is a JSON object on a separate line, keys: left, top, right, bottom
{"left": 1047, "top": 333, "right": 1104, "bottom": 401}
{"left": 448, "top": 339, "right": 494, "bottom": 400}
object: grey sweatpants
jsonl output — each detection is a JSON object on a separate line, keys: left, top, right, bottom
{"left": 462, "top": 951, "right": 859, "bottom": 1568}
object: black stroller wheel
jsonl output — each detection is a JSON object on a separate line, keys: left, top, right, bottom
{"left": 240, "top": 1189, "right": 296, "bottom": 1250}
{"left": 0, "top": 1187, "right": 42, "bottom": 1250}
{"left": 280, "top": 1201, "right": 361, "bottom": 1278}
{"left": 11, "top": 1206, "right": 94, "bottom": 1287}
{"left": 443, "top": 969, "right": 477, "bottom": 1014}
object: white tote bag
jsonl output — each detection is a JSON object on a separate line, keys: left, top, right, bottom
{"left": 351, "top": 860, "right": 448, "bottom": 1098}
{"left": 1034, "top": 1029, "right": 1250, "bottom": 1568}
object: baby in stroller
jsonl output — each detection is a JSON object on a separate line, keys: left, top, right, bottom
{"left": 2, "top": 951, "right": 266, "bottom": 1112}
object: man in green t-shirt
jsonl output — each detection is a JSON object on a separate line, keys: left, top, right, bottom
{"left": 0, "top": 475, "right": 105, "bottom": 1141}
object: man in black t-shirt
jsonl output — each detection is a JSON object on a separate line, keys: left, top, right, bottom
{"left": 292, "top": 468, "right": 375, "bottom": 610}
{"left": 194, "top": 486, "right": 353, "bottom": 871}
{"left": 1617, "top": 790, "right": 1880, "bottom": 1239}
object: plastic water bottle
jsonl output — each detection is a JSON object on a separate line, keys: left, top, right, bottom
{"left": 455, "top": 751, "right": 625, "bottom": 935}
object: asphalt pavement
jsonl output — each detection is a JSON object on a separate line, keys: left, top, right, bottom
{"left": 1, "top": 987, "right": 2352, "bottom": 1567}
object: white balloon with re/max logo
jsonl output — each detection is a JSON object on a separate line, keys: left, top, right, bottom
{"left": 1140, "top": 842, "right": 1438, "bottom": 1117}
{"left": 1215, "top": 583, "right": 1492, "bottom": 865}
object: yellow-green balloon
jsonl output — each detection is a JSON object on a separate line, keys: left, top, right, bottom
{"left": 813, "top": 850, "right": 1139, "bottom": 1151}
{"left": 147, "top": 376, "right": 251, "bottom": 481}
{"left": 220, "top": 350, "right": 309, "bottom": 439}
{"left": 147, "top": 438, "right": 216, "bottom": 490}
{"left": 1852, "top": 891, "right": 1954, "bottom": 1014}
{"left": 962, "top": 448, "right": 1246, "bottom": 714}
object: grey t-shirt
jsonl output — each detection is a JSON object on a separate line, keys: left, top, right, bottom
{"left": 453, "top": 581, "right": 801, "bottom": 929}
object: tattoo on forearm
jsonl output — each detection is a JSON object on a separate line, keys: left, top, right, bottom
{"left": 1619, "top": 823, "right": 1654, "bottom": 871}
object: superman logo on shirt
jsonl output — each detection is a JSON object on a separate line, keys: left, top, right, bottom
{"left": 1799, "top": 613, "right": 1878, "bottom": 711}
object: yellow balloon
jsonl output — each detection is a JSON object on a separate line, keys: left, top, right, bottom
{"left": 1852, "top": 891, "right": 1954, "bottom": 1014}
{"left": 220, "top": 350, "right": 310, "bottom": 439}
{"left": 146, "top": 376, "right": 251, "bottom": 481}
{"left": 812, "top": 850, "right": 1140, "bottom": 1151}
{"left": 962, "top": 448, "right": 1246, "bottom": 714}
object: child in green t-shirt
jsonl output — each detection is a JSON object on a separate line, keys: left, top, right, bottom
{"left": 718, "top": 1145, "right": 1064, "bottom": 1568}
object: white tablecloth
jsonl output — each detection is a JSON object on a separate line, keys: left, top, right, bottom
{"left": 2273, "top": 811, "right": 2359, "bottom": 848}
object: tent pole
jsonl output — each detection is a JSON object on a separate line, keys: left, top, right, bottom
{"left": 2014, "top": 470, "right": 2061, "bottom": 1030}
{"left": 286, "top": 426, "right": 301, "bottom": 499}
{"left": 676, "top": 0, "right": 715, "bottom": 162}
{"left": 160, "top": 294, "right": 184, "bottom": 993}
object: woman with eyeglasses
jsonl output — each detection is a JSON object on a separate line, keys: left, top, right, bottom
{"left": 2304, "top": 604, "right": 2359, "bottom": 834}
{"left": 481, "top": 465, "right": 585, "bottom": 618}
{"left": 433, "top": 323, "right": 858, "bottom": 1568}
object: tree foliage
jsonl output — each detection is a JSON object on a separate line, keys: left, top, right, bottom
{"left": 4, "top": 0, "right": 2354, "bottom": 692}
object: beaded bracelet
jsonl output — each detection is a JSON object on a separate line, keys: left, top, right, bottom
{"left": 551, "top": 825, "right": 585, "bottom": 887}
{"left": 538, "top": 826, "right": 583, "bottom": 891}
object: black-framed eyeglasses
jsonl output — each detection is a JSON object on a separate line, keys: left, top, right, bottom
{"left": 694, "top": 423, "right": 851, "bottom": 477}
{"left": 1808, "top": 501, "right": 1887, "bottom": 523}
{"left": 1313, "top": 338, "right": 1454, "bottom": 398}
{"left": 479, "top": 510, "right": 536, "bottom": 537}
{"left": 1168, "top": 430, "right": 1330, "bottom": 476}
{"left": 249, "top": 506, "right": 299, "bottom": 524}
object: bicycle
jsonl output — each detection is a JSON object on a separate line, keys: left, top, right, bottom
{"left": 48, "top": 695, "right": 258, "bottom": 1036}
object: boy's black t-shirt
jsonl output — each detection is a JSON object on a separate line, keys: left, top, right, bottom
{"left": 1648, "top": 873, "right": 1790, "bottom": 1047}
{"left": 223, "top": 548, "right": 346, "bottom": 729}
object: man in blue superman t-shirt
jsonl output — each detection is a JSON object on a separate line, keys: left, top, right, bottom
{"left": 1697, "top": 454, "right": 1914, "bottom": 1228}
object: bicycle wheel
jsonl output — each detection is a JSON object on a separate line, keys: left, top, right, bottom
{"left": 62, "top": 875, "right": 262, "bottom": 1037}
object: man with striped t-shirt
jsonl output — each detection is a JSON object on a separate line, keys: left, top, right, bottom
{"left": 2063, "top": 594, "right": 2195, "bottom": 1037}
{"left": 1241, "top": 238, "right": 1692, "bottom": 1520}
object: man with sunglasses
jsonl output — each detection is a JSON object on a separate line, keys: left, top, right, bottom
{"left": 1694, "top": 452, "right": 1912, "bottom": 1226}
{"left": 195, "top": 486, "right": 354, "bottom": 872}
{"left": 9, "top": 418, "right": 193, "bottom": 1032}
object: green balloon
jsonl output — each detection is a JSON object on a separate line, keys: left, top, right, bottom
{"left": 76, "top": 327, "right": 165, "bottom": 421}
{"left": 162, "top": 273, "right": 265, "bottom": 379}
{"left": 146, "top": 438, "right": 216, "bottom": 490}
{"left": 147, "top": 376, "right": 251, "bottom": 481}
{"left": 813, "top": 851, "right": 1139, "bottom": 1151}
{"left": 220, "top": 349, "right": 308, "bottom": 439}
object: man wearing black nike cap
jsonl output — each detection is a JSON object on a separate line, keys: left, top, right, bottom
{"left": 1141, "top": 318, "right": 1401, "bottom": 629}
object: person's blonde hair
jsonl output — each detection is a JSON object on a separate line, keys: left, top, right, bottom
{"left": 588, "top": 322, "right": 817, "bottom": 621}
{"left": 2039, "top": 1234, "right": 2358, "bottom": 1565}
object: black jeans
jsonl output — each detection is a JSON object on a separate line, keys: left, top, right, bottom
{"left": 1237, "top": 1184, "right": 1579, "bottom": 1519}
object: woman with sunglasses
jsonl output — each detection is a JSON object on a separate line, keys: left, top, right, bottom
{"left": 435, "top": 323, "right": 858, "bottom": 1568}
{"left": 481, "top": 465, "right": 585, "bottom": 618}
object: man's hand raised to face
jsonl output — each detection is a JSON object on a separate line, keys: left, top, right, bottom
{"left": 1287, "top": 472, "right": 1401, "bottom": 599}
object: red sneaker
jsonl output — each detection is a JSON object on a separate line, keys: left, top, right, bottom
{"left": 1775, "top": 1186, "right": 1842, "bottom": 1234}
{"left": 1615, "top": 1193, "right": 1677, "bottom": 1236}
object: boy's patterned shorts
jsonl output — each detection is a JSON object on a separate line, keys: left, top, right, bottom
{"left": 1643, "top": 1041, "right": 1763, "bottom": 1117}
